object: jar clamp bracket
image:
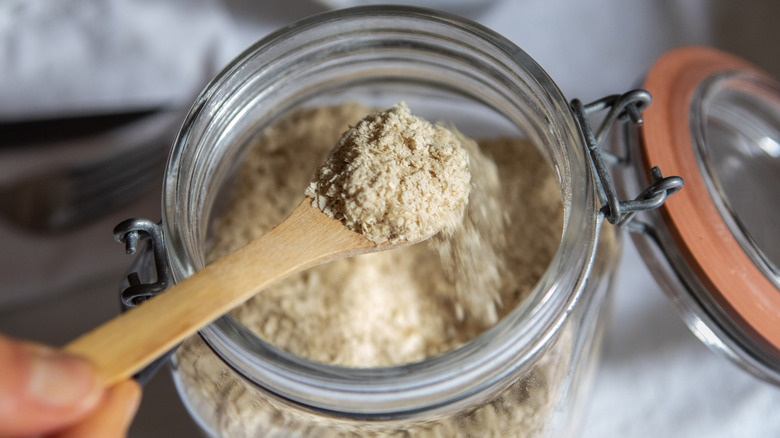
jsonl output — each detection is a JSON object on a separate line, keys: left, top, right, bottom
{"left": 570, "top": 90, "right": 684, "bottom": 227}
{"left": 113, "top": 218, "right": 174, "bottom": 385}
{"left": 113, "top": 218, "right": 171, "bottom": 310}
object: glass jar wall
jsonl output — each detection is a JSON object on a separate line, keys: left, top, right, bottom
{"left": 162, "top": 6, "right": 620, "bottom": 437}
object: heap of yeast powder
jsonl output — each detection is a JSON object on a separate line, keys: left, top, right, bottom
{"left": 305, "top": 102, "right": 471, "bottom": 244}
{"left": 175, "top": 103, "right": 566, "bottom": 436}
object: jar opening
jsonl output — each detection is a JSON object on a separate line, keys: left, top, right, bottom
{"left": 165, "top": 5, "right": 599, "bottom": 417}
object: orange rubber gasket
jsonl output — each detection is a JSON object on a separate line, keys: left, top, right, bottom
{"left": 641, "top": 46, "right": 780, "bottom": 356}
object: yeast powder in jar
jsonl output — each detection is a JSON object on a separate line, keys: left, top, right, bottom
{"left": 144, "top": 6, "right": 621, "bottom": 437}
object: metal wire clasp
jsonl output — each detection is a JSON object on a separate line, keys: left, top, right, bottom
{"left": 113, "top": 218, "right": 176, "bottom": 385}
{"left": 571, "top": 90, "right": 684, "bottom": 225}
{"left": 113, "top": 218, "right": 171, "bottom": 309}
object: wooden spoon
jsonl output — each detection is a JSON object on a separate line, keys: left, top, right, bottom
{"left": 64, "top": 199, "right": 424, "bottom": 386}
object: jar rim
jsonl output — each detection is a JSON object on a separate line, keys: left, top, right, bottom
{"left": 164, "top": 5, "right": 600, "bottom": 417}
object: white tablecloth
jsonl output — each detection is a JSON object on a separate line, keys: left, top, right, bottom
{"left": 2, "top": 1, "right": 778, "bottom": 436}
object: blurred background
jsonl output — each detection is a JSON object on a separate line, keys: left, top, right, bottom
{"left": 1, "top": 0, "right": 778, "bottom": 436}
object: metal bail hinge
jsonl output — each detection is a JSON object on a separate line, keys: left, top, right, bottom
{"left": 571, "top": 90, "right": 684, "bottom": 225}
{"left": 113, "top": 218, "right": 171, "bottom": 309}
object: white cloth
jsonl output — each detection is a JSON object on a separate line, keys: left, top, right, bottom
{"left": 1, "top": 0, "right": 778, "bottom": 436}
{"left": 0, "top": 0, "right": 232, "bottom": 117}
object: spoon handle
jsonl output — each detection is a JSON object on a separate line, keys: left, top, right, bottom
{"left": 64, "top": 200, "right": 374, "bottom": 386}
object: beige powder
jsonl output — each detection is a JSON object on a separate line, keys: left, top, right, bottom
{"left": 208, "top": 103, "right": 509, "bottom": 364}
{"left": 175, "top": 103, "right": 566, "bottom": 436}
{"left": 305, "top": 102, "right": 471, "bottom": 244}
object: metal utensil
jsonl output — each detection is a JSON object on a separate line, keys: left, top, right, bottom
{"left": 0, "top": 108, "right": 182, "bottom": 233}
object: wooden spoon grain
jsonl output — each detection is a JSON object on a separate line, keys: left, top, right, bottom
{"left": 64, "top": 199, "right": 421, "bottom": 386}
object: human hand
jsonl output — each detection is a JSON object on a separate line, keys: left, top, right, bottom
{"left": 0, "top": 334, "right": 141, "bottom": 438}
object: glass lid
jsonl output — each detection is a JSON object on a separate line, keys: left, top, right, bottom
{"left": 634, "top": 46, "right": 780, "bottom": 384}
{"left": 692, "top": 71, "right": 780, "bottom": 285}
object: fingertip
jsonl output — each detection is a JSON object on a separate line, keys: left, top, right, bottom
{"left": 28, "top": 347, "right": 104, "bottom": 410}
{"left": 0, "top": 336, "right": 105, "bottom": 437}
{"left": 51, "top": 380, "right": 143, "bottom": 438}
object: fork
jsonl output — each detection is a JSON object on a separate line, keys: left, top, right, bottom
{"left": 0, "top": 109, "right": 181, "bottom": 233}
{"left": 0, "top": 144, "right": 169, "bottom": 232}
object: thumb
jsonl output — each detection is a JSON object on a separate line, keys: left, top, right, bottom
{"left": 0, "top": 335, "right": 104, "bottom": 438}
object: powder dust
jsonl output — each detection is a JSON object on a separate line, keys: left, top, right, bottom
{"left": 174, "top": 103, "right": 566, "bottom": 436}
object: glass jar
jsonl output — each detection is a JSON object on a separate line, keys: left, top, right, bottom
{"left": 136, "top": 6, "right": 626, "bottom": 437}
